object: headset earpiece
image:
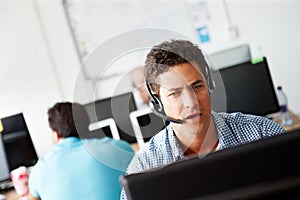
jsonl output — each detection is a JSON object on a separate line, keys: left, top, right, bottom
{"left": 205, "top": 64, "right": 216, "bottom": 94}
{"left": 150, "top": 94, "right": 163, "bottom": 113}
{"left": 201, "top": 51, "right": 217, "bottom": 94}
{"left": 146, "top": 81, "right": 165, "bottom": 114}
{"left": 145, "top": 80, "right": 183, "bottom": 124}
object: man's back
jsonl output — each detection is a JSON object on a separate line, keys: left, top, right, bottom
{"left": 29, "top": 137, "right": 134, "bottom": 200}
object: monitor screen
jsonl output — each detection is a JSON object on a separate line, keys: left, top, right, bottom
{"left": 0, "top": 137, "right": 10, "bottom": 183}
{"left": 84, "top": 92, "right": 137, "bottom": 143}
{"left": 88, "top": 118, "right": 120, "bottom": 140}
{"left": 211, "top": 57, "right": 280, "bottom": 116}
{"left": 130, "top": 108, "right": 168, "bottom": 148}
{"left": 120, "top": 129, "right": 300, "bottom": 200}
{"left": 209, "top": 43, "right": 251, "bottom": 69}
{"left": 0, "top": 113, "right": 38, "bottom": 184}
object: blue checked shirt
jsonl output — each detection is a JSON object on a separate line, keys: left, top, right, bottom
{"left": 121, "top": 111, "right": 286, "bottom": 200}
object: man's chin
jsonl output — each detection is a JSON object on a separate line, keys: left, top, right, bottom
{"left": 174, "top": 122, "right": 200, "bottom": 134}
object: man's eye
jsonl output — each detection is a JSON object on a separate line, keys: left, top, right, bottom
{"left": 168, "top": 91, "right": 179, "bottom": 97}
{"left": 193, "top": 85, "right": 203, "bottom": 90}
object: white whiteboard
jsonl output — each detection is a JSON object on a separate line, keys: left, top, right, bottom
{"left": 64, "top": 0, "right": 199, "bottom": 79}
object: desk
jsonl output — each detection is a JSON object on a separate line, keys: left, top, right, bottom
{"left": 0, "top": 189, "right": 19, "bottom": 200}
{"left": 273, "top": 110, "right": 300, "bottom": 132}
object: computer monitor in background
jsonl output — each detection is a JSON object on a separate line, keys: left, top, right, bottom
{"left": 209, "top": 43, "right": 251, "bottom": 69}
{"left": 0, "top": 136, "right": 10, "bottom": 184}
{"left": 88, "top": 118, "right": 120, "bottom": 140}
{"left": 84, "top": 92, "right": 137, "bottom": 143}
{"left": 0, "top": 113, "right": 38, "bottom": 188}
{"left": 129, "top": 108, "right": 167, "bottom": 148}
{"left": 120, "top": 128, "right": 300, "bottom": 200}
{"left": 211, "top": 57, "right": 280, "bottom": 116}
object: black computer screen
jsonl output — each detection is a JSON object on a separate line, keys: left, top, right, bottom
{"left": 121, "top": 129, "right": 300, "bottom": 200}
{"left": 0, "top": 113, "right": 38, "bottom": 183}
{"left": 137, "top": 113, "right": 168, "bottom": 143}
{"left": 84, "top": 92, "right": 137, "bottom": 143}
{"left": 211, "top": 57, "right": 280, "bottom": 116}
{"left": 0, "top": 138, "right": 10, "bottom": 182}
{"left": 101, "top": 126, "right": 113, "bottom": 138}
{"left": 87, "top": 126, "right": 113, "bottom": 139}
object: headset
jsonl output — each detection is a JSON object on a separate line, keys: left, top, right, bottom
{"left": 146, "top": 81, "right": 183, "bottom": 124}
{"left": 145, "top": 58, "right": 216, "bottom": 124}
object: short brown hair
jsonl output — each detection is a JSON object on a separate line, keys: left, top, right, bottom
{"left": 144, "top": 39, "right": 209, "bottom": 94}
{"left": 48, "top": 102, "right": 90, "bottom": 138}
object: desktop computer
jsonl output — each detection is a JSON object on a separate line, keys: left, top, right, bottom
{"left": 211, "top": 57, "right": 280, "bottom": 116}
{"left": 84, "top": 92, "right": 138, "bottom": 144}
{"left": 120, "top": 128, "right": 300, "bottom": 200}
{"left": 0, "top": 113, "right": 38, "bottom": 190}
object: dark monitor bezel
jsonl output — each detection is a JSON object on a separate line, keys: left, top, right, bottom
{"left": 0, "top": 113, "right": 38, "bottom": 183}
{"left": 120, "top": 129, "right": 300, "bottom": 200}
{"left": 88, "top": 118, "right": 120, "bottom": 140}
{"left": 129, "top": 108, "right": 167, "bottom": 148}
{"left": 84, "top": 92, "right": 138, "bottom": 143}
{"left": 211, "top": 57, "right": 280, "bottom": 116}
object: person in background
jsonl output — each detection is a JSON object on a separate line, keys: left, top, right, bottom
{"left": 121, "top": 39, "right": 285, "bottom": 199}
{"left": 27, "top": 102, "right": 134, "bottom": 200}
{"left": 129, "top": 66, "right": 150, "bottom": 109}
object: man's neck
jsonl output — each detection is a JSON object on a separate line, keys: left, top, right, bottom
{"left": 174, "top": 118, "right": 218, "bottom": 157}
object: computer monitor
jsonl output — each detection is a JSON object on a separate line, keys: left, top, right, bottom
{"left": 0, "top": 113, "right": 38, "bottom": 188}
{"left": 209, "top": 43, "right": 251, "bottom": 69}
{"left": 84, "top": 92, "right": 137, "bottom": 143}
{"left": 120, "top": 129, "right": 300, "bottom": 200}
{"left": 88, "top": 118, "right": 120, "bottom": 140}
{"left": 129, "top": 108, "right": 167, "bottom": 148}
{"left": 211, "top": 57, "right": 280, "bottom": 116}
{"left": 0, "top": 135, "right": 10, "bottom": 184}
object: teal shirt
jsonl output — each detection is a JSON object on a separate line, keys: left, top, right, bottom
{"left": 29, "top": 137, "right": 134, "bottom": 200}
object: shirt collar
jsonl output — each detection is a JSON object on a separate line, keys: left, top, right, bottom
{"left": 54, "top": 137, "right": 81, "bottom": 149}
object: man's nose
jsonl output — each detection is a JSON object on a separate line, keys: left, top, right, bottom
{"left": 181, "top": 87, "right": 197, "bottom": 108}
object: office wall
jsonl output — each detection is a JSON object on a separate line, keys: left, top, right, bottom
{"left": 224, "top": 0, "right": 300, "bottom": 117}
{"left": 0, "top": 0, "right": 63, "bottom": 157}
{"left": 0, "top": 0, "right": 88, "bottom": 157}
{"left": 34, "top": 0, "right": 90, "bottom": 103}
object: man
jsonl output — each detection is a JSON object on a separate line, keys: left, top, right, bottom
{"left": 121, "top": 39, "right": 285, "bottom": 199}
{"left": 28, "top": 102, "right": 134, "bottom": 200}
{"left": 129, "top": 66, "right": 150, "bottom": 110}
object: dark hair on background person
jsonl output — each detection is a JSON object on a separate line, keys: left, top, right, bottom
{"left": 47, "top": 102, "right": 90, "bottom": 138}
{"left": 144, "top": 39, "right": 210, "bottom": 95}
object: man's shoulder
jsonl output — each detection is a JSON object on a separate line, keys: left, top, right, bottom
{"left": 126, "top": 128, "right": 172, "bottom": 173}
{"left": 81, "top": 137, "right": 135, "bottom": 172}
{"left": 214, "top": 112, "right": 285, "bottom": 142}
{"left": 216, "top": 112, "right": 273, "bottom": 125}
{"left": 137, "top": 128, "right": 169, "bottom": 154}
{"left": 82, "top": 137, "right": 134, "bottom": 152}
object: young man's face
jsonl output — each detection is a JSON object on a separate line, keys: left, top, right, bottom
{"left": 157, "top": 62, "right": 212, "bottom": 136}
